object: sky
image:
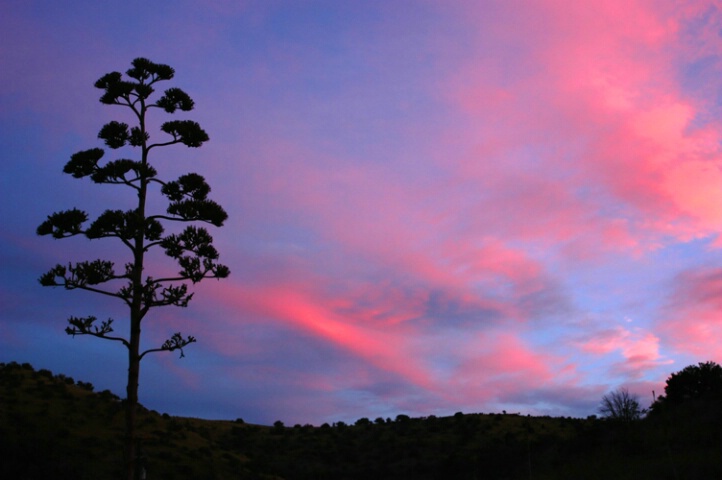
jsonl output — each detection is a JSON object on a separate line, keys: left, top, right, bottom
{"left": 1, "top": 0, "right": 722, "bottom": 426}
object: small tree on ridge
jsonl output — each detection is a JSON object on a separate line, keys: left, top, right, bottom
{"left": 599, "top": 387, "right": 643, "bottom": 423}
{"left": 37, "top": 58, "right": 229, "bottom": 480}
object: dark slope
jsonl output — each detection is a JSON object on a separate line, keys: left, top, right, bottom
{"left": 2, "top": 362, "right": 720, "bottom": 480}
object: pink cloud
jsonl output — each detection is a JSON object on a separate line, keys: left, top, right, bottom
{"left": 440, "top": 330, "right": 587, "bottom": 413}
{"left": 225, "top": 133, "right": 570, "bottom": 323}
{"left": 186, "top": 266, "right": 577, "bottom": 414}
{"left": 575, "top": 324, "right": 671, "bottom": 379}
{"left": 206, "top": 280, "right": 437, "bottom": 388}
{"left": 659, "top": 267, "right": 722, "bottom": 358}
{"left": 440, "top": 0, "right": 722, "bottom": 257}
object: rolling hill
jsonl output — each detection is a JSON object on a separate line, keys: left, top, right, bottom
{"left": 1, "top": 361, "right": 720, "bottom": 479}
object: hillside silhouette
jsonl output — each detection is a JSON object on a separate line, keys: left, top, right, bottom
{"left": 1, "top": 361, "right": 720, "bottom": 479}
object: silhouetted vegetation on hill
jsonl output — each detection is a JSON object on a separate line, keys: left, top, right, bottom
{"left": 1, "top": 361, "right": 721, "bottom": 479}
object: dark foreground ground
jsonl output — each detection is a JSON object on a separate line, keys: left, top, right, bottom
{"left": 1, "top": 361, "right": 720, "bottom": 479}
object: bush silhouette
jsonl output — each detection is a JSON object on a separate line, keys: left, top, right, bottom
{"left": 652, "top": 361, "right": 722, "bottom": 412}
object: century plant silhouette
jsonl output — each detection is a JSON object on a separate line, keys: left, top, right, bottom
{"left": 37, "top": 58, "right": 229, "bottom": 480}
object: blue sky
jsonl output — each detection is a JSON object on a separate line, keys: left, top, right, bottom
{"left": 2, "top": 0, "right": 722, "bottom": 425}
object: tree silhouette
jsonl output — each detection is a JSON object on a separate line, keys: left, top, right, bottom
{"left": 599, "top": 388, "right": 643, "bottom": 423}
{"left": 37, "top": 58, "right": 229, "bottom": 480}
{"left": 652, "top": 361, "right": 722, "bottom": 411}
